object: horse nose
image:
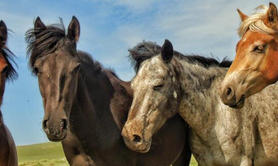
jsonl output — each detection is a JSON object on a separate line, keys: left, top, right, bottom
{"left": 60, "top": 119, "right": 68, "bottom": 130}
{"left": 43, "top": 119, "right": 48, "bottom": 129}
{"left": 42, "top": 119, "right": 50, "bottom": 135}
{"left": 221, "top": 86, "right": 236, "bottom": 105}
{"left": 133, "top": 134, "right": 142, "bottom": 143}
{"left": 221, "top": 85, "right": 246, "bottom": 109}
{"left": 224, "top": 87, "right": 234, "bottom": 101}
{"left": 42, "top": 118, "right": 68, "bottom": 136}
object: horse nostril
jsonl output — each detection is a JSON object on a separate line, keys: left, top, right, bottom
{"left": 60, "top": 119, "right": 67, "bottom": 130}
{"left": 133, "top": 134, "right": 142, "bottom": 143}
{"left": 226, "top": 87, "right": 232, "bottom": 96}
{"left": 43, "top": 119, "right": 48, "bottom": 129}
{"left": 225, "top": 87, "right": 235, "bottom": 100}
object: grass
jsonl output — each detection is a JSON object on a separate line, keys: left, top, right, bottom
{"left": 190, "top": 157, "right": 198, "bottom": 166}
{"left": 17, "top": 142, "right": 69, "bottom": 166}
{"left": 17, "top": 142, "right": 198, "bottom": 166}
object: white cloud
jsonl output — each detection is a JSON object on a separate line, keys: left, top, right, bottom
{"left": 115, "top": 0, "right": 156, "bottom": 10}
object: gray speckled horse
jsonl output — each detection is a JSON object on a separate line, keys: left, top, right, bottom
{"left": 122, "top": 40, "right": 278, "bottom": 166}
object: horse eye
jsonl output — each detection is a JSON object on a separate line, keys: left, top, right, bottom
{"left": 153, "top": 84, "right": 164, "bottom": 91}
{"left": 253, "top": 45, "right": 266, "bottom": 53}
{"left": 71, "top": 64, "right": 80, "bottom": 73}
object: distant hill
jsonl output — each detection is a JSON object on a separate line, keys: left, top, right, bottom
{"left": 17, "top": 142, "right": 68, "bottom": 166}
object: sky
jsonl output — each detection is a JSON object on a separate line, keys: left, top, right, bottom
{"left": 0, "top": 0, "right": 272, "bottom": 145}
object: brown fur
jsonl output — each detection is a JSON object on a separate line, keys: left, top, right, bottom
{"left": 0, "top": 20, "right": 18, "bottom": 166}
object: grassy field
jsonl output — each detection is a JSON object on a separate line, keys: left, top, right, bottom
{"left": 17, "top": 142, "right": 197, "bottom": 166}
{"left": 17, "top": 142, "right": 68, "bottom": 166}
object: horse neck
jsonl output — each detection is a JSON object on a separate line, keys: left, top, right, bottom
{"left": 71, "top": 65, "right": 121, "bottom": 150}
{"left": 104, "top": 70, "right": 132, "bottom": 129}
{"left": 177, "top": 59, "right": 228, "bottom": 134}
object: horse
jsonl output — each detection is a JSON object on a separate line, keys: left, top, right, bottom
{"left": 220, "top": 2, "right": 278, "bottom": 108}
{"left": 26, "top": 16, "right": 191, "bottom": 166}
{"left": 0, "top": 20, "right": 18, "bottom": 166}
{"left": 122, "top": 40, "right": 278, "bottom": 166}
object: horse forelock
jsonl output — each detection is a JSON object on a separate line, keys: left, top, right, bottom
{"left": 238, "top": 5, "right": 278, "bottom": 37}
{"left": 128, "top": 41, "right": 161, "bottom": 72}
{"left": 26, "top": 19, "right": 66, "bottom": 72}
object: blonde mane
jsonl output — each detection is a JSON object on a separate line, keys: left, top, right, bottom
{"left": 238, "top": 5, "right": 277, "bottom": 37}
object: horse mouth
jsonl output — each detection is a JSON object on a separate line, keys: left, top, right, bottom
{"left": 133, "top": 140, "right": 151, "bottom": 153}
{"left": 45, "top": 129, "right": 68, "bottom": 142}
{"left": 230, "top": 95, "right": 245, "bottom": 109}
{"left": 47, "top": 134, "right": 67, "bottom": 142}
{"left": 122, "top": 135, "right": 152, "bottom": 153}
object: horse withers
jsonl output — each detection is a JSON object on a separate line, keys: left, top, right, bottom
{"left": 0, "top": 20, "right": 18, "bottom": 166}
{"left": 221, "top": 2, "right": 278, "bottom": 108}
{"left": 26, "top": 16, "right": 191, "bottom": 166}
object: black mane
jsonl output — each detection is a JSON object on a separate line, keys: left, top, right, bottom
{"left": 25, "top": 19, "right": 66, "bottom": 71}
{"left": 77, "top": 51, "right": 103, "bottom": 73}
{"left": 1, "top": 47, "right": 17, "bottom": 81}
{"left": 129, "top": 41, "right": 232, "bottom": 72}
{"left": 77, "top": 51, "right": 121, "bottom": 81}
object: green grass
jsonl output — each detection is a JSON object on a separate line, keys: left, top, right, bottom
{"left": 17, "top": 142, "right": 69, "bottom": 166}
{"left": 17, "top": 142, "right": 198, "bottom": 166}
{"left": 190, "top": 157, "right": 198, "bottom": 166}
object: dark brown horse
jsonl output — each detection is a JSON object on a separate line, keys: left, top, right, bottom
{"left": 0, "top": 20, "right": 18, "bottom": 166}
{"left": 26, "top": 17, "right": 191, "bottom": 166}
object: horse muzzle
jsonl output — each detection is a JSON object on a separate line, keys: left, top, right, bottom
{"left": 43, "top": 118, "right": 68, "bottom": 141}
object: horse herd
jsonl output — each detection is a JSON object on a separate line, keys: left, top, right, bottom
{"left": 0, "top": 2, "right": 278, "bottom": 166}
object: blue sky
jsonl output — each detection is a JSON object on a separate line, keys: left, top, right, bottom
{"left": 0, "top": 0, "right": 271, "bottom": 145}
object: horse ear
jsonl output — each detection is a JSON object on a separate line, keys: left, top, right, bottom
{"left": 67, "top": 16, "right": 80, "bottom": 42}
{"left": 267, "top": 2, "right": 278, "bottom": 26}
{"left": 161, "top": 39, "right": 173, "bottom": 63}
{"left": 237, "top": 9, "right": 248, "bottom": 21}
{"left": 0, "top": 21, "right": 7, "bottom": 46}
{"left": 34, "top": 17, "right": 46, "bottom": 30}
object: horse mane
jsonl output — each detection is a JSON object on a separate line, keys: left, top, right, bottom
{"left": 25, "top": 19, "right": 66, "bottom": 72}
{"left": 76, "top": 51, "right": 120, "bottom": 80}
{"left": 77, "top": 51, "right": 103, "bottom": 73}
{"left": 1, "top": 47, "right": 17, "bottom": 81}
{"left": 129, "top": 41, "right": 232, "bottom": 73}
{"left": 238, "top": 5, "right": 278, "bottom": 37}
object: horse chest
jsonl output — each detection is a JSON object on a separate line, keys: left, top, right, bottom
{"left": 69, "top": 110, "right": 137, "bottom": 166}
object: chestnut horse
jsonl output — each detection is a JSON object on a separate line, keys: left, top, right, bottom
{"left": 221, "top": 2, "right": 278, "bottom": 108}
{"left": 26, "top": 17, "right": 191, "bottom": 166}
{"left": 0, "top": 21, "right": 18, "bottom": 166}
{"left": 122, "top": 40, "right": 278, "bottom": 166}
